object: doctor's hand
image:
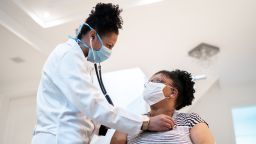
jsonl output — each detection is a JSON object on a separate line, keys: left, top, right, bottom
{"left": 148, "top": 114, "right": 175, "bottom": 131}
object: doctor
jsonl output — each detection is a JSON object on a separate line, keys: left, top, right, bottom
{"left": 32, "top": 3, "right": 175, "bottom": 144}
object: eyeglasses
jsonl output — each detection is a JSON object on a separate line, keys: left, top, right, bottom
{"left": 149, "top": 78, "right": 175, "bottom": 88}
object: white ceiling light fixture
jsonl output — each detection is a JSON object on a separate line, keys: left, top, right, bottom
{"left": 12, "top": 0, "right": 165, "bottom": 28}
{"left": 43, "top": 12, "right": 50, "bottom": 18}
{"left": 188, "top": 43, "right": 220, "bottom": 68}
{"left": 12, "top": 0, "right": 90, "bottom": 28}
{"left": 189, "top": 43, "right": 220, "bottom": 60}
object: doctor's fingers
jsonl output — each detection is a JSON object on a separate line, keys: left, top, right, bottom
{"left": 148, "top": 114, "right": 175, "bottom": 131}
{"left": 161, "top": 117, "right": 176, "bottom": 129}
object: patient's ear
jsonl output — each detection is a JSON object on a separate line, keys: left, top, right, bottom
{"left": 170, "top": 88, "right": 178, "bottom": 98}
{"left": 163, "top": 86, "right": 178, "bottom": 99}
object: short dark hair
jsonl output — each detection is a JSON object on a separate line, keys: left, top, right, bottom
{"left": 77, "top": 3, "right": 123, "bottom": 39}
{"left": 154, "top": 69, "right": 195, "bottom": 110}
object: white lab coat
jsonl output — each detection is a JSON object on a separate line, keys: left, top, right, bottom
{"left": 32, "top": 39, "right": 149, "bottom": 144}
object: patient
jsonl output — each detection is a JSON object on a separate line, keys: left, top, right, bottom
{"left": 111, "top": 69, "right": 215, "bottom": 144}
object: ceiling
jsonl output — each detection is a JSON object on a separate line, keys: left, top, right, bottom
{"left": 0, "top": 0, "right": 256, "bottom": 109}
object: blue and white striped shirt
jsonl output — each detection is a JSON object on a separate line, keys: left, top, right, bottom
{"left": 128, "top": 112, "right": 208, "bottom": 144}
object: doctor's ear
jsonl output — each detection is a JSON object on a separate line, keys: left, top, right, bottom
{"left": 89, "top": 30, "right": 97, "bottom": 40}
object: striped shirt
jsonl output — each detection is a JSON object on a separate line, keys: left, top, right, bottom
{"left": 127, "top": 112, "right": 208, "bottom": 144}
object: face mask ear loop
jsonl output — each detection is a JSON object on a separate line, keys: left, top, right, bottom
{"left": 76, "top": 24, "right": 83, "bottom": 37}
{"left": 96, "top": 33, "right": 104, "bottom": 49}
{"left": 77, "top": 23, "right": 92, "bottom": 37}
{"left": 89, "top": 37, "right": 96, "bottom": 64}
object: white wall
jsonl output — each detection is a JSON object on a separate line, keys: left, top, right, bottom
{"left": 190, "top": 81, "right": 256, "bottom": 144}
{"left": 0, "top": 95, "right": 10, "bottom": 144}
{"left": 2, "top": 95, "right": 36, "bottom": 144}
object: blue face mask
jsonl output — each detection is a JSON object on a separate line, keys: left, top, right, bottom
{"left": 76, "top": 23, "right": 112, "bottom": 63}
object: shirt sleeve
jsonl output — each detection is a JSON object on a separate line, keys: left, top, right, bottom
{"left": 187, "top": 113, "right": 208, "bottom": 128}
{"left": 51, "top": 49, "right": 148, "bottom": 135}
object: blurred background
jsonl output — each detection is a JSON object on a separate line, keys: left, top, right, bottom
{"left": 0, "top": 0, "right": 255, "bottom": 143}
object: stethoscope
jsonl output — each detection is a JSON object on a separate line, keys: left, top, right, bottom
{"left": 94, "top": 63, "right": 114, "bottom": 106}
{"left": 94, "top": 63, "right": 113, "bottom": 136}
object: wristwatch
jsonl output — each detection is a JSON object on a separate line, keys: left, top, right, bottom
{"left": 141, "top": 119, "right": 150, "bottom": 131}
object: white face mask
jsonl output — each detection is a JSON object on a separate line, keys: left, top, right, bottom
{"left": 143, "top": 82, "right": 166, "bottom": 106}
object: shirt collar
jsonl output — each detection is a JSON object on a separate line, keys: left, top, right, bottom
{"left": 66, "top": 38, "right": 81, "bottom": 49}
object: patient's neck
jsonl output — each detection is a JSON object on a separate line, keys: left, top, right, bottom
{"left": 149, "top": 100, "right": 176, "bottom": 117}
{"left": 150, "top": 107, "right": 175, "bottom": 117}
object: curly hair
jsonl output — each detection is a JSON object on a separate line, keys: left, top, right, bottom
{"left": 154, "top": 69, "right": 195, "bottom": 110}
{"left": 77, "top": 3, "right": 123, "bottom": 39}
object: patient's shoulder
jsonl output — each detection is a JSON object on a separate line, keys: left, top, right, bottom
{"left": 175, "top": 112, "right": 208, "bottom": 128}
